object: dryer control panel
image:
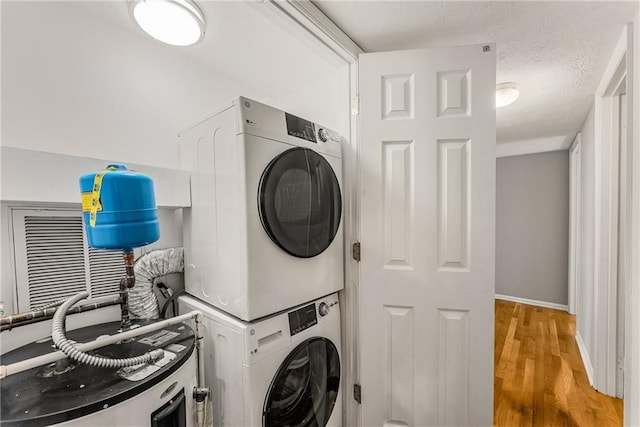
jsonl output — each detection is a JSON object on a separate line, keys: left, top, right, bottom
{"left": 285, "top": 113, "right": 317, "bottom": 143}
{"left": 284, "top": 112, "right": 341, "bottom": 147}
{"left": 236, "top": 96, "right": 342, "bottom": 158}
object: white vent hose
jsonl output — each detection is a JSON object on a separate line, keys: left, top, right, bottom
{"left": 129, "top": 247, "right": 184, "bottom": 320}
{"left": 51, "top": 292, "right": 164, "bottom": 368}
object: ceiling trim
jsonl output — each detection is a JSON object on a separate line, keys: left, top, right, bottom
{"left": 597, "top": 25, "right": 629, "bottom": 96}
{"left": 263, "top": 0, "right": 363, "bottom": 63}
{"left": 496, "top": 135, "right": 573, "bottom": 158}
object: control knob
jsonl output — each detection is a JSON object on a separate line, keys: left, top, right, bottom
{"left": 318, "top": 302, "right": 330, "bottom": 317}
{"left": 317, "top": 128, "right": 328, "bottom": 142}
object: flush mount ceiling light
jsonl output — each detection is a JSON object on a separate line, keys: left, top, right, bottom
{"left": 130, "top": 0, "right": 205, "bottom": 47}
{"left": 496, "top": 82, "right": 519, "bottom": 108}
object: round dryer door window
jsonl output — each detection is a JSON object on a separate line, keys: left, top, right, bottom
{"left": 258, "top": 147, "right": 342, "bottom": 258}
{"left": 263, "top": 337, "right": 340, "bottom": 427}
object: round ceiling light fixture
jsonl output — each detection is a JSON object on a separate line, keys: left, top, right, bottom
{"left": 130, "top": 0, "right": 205, "bottom": 47}
{"left": 495, "top": 82, "right": 519, "bottom": 108}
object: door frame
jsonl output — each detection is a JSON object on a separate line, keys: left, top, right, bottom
{"left": 254, "top": 4, "right": 640, "bottom": 424}
{"left": 627, "top": 18, "right": 640, "bottom": 426}
{"left": 256, "top": 2, "right": 364, "bottom": 425}
{"left": 568, "top": 133, "right": 582, "bottom": 316}
{"left": 592, "top": 24, "right": 633, "bottom": 398}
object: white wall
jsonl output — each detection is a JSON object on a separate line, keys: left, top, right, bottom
{"left": 1, "top": 1, "right": 350, "bottom": 169}
{"left": 576, "top": 104, "right": 597, "bottom": 377}
{"left": 576, "top": 20, "right": 640, "bottom": 409}
{"left": 2, "top": 1, "right": 225, "bottom": 168}
{"left": 496, "top": 151, "right": 569, "bottom": 306}
{"left": 268, "top": 73, "right": 350, "bottom": 136}
{"left": 0, "top": 1, "right": 350, "bottom": 353}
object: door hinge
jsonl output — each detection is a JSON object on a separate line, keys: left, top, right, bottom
{"left": 353, "top": 383, "right": 362, "bottom": 404}
{"left": 351, "top": 95, "right": 360, "bottom": 116}
{"left": 352, "top": 242, "right": 361, "bottom": 262}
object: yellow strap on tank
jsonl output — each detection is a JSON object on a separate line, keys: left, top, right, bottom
{"left": 89, "top": 166, "right": 118, "bottom": 227}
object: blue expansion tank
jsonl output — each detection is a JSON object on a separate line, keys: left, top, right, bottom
{"left": 79, "top": 164, "right": 160, "bottom": 252}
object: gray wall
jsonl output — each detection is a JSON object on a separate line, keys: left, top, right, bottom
{"left": 496, "top": 150, "right": 570, "bottom": 305}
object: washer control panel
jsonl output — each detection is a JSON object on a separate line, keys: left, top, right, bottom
{"left": 288, "top": 303, "right": 317, "bottom": 336}
{"left": 287, "top": 295, "right": 340, "bottom": 336}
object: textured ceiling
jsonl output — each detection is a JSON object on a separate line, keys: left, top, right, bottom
{"left": 314, "top": 0, "right": 639, "bottom": 147}
{"left": 42, "top": 1, "right": 640, "bottom": 151}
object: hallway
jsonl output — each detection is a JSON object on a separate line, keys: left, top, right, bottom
{"left": 494, "top": 300, "right": 623, "bottom": 426}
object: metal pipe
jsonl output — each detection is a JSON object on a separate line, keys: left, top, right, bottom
{"left": 119, "top": 250, "right": 136, "bottom": 330}
{"left": 32, "top": 297, "right": 69, "bottom": 311}
{"left": 192, "top": 311, "right": 210, "bottom": 427}
{"left": 1, "top": 297, "right": 121, "bottom": 331}
{"left": 196, "top": 395, "right": 206, "bottom": 427}
{"left": 0, "top": 311, "right": 201, "bottom": 379}
{"left": 194, "top": 313, "right": 206, "bottom": 390}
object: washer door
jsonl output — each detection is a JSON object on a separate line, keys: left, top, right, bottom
{"left": 263, "top": 337, "right": 340, "bottom": 427}
{"left": 258, "top": 147, "right": 342, "bottom": 258}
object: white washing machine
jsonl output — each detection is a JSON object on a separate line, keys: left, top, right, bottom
{"left": 180, "top": 97, "right": 344, "bottom": 321}
{"left": 178, "top": 293, "right": 343, "bottom": 427}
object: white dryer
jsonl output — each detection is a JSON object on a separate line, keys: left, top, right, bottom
{"left": 180, "top": 97, "right": 344, "bottom": 321}
{"left": 178, "top": 293, "right": 342, "bottom": 427}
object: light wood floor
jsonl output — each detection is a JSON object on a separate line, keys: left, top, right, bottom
{"left": 494, "top": 299, "right": 623, "bottom": 426}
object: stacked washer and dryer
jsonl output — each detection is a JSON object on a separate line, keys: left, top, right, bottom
{"left": 179, "top": 97, "right": 344, "bottom": 426}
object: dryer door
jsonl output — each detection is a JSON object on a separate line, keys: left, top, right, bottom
{"left": 263, "top": 337, "right": 340, "bottom": 427}
{"left": 258, "top": 147, "right": 341, "bottom": 258}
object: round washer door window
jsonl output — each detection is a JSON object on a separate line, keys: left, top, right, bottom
{"left": 258, "top": 147, "right": 342, "bottom": 258}
{"left": 263, "top": 337, "right": 340, "bottom": 427}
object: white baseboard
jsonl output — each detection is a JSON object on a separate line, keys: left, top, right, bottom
{"left": 495, "top": 294, "right": 569, "bottom": 312}
{"left": 575, "top": 331, "right": 594, "bottom": 386}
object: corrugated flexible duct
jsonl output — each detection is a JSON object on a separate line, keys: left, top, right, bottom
{"left": 129, "top": 247, "right": 184, "bottom": 320}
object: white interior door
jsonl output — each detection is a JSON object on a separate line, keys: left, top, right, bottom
{"left": 359, "top": 45, "right": 496, "bottom": 426}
